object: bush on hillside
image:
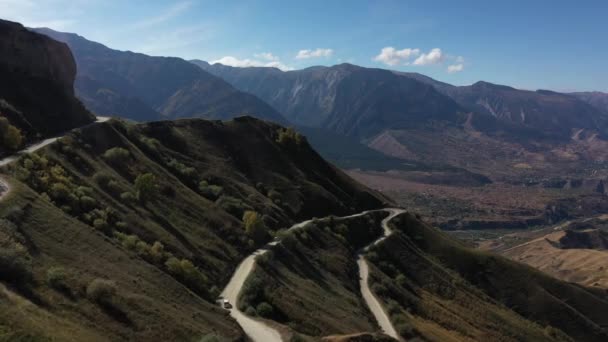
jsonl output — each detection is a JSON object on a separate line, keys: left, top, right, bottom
{"left": 134, "top": 173, "right": 157, "bottom": 203}
{"left": 243, "top": 210, "right": 268, "bottom": 244}
{"left": 120, "top": 191, "right": 136, "bottom": 204}
{"left": 86, "top": 278, "right": 117, "bottom": 304}
{"left": 0, "top": 117, "right": 23, "bottom": 150}
{"left": 165, "top": 257, "right": 209, "bottom": 298}
{"left": 93, "top": 172, "right": 113, "bottom": 187}
{"left": 256, "top": 302, "right": 274, "bottom": 318}
{"left": 103, "top": 147, "right": 130, "bottom": 165}
{"left": 276, "top": 127, "right": 304, "bottom": 147}
{"left": 167, "top": 158, "right": 197, "bottom": 179}
{"left": 46, "top": 267, "right": 69, "bottom": 291}
{"left": 149, "top": 241, "right": 166, "bottom": 263}
{"left": 198, "top": 181, "right": 223, "bottom": 201}
{"left": 216, "top": 195, "right": 249, "bottom": 218}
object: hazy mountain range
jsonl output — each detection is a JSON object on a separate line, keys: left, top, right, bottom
{"left": 34, "top": 28, "right": 288, "bottom": 124}
{"left": 196, "top": 60, "right": 608, "bottom": 142}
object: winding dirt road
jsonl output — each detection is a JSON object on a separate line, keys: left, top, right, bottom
{"left": 0, "top": 116, "right": 110, "bottom": 200}
{"left": 358, "top": 209, "right": 405, "bottom": 341}
{"left": 220, "top": 217, "right": 319, "bottom": 342}
{"left": 221, "top": 208, "right": 405, "bottom": 342}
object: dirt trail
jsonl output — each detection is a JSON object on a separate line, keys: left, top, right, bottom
{"left": 0, "top": 116, "right": 110, "bottom": 201}
{"left": 221, "top": 208, "right": 405, "bottom": 341}
{"left": 358, "top": 209, "right": 405, "bottom": 341}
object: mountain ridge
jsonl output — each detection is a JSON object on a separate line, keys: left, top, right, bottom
{"left": 33, "top": 28, "right": 289, "bottom": 125}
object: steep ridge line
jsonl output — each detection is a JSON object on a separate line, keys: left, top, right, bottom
{"left": 221, "top": 208, "right": 405, "bottom": 342}
{"left": 0, "top": 116, "right": 110, "bottom": 200}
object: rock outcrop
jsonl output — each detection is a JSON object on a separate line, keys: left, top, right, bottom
{"left": 0, "top": 19, "right": 95, "bottom": 147}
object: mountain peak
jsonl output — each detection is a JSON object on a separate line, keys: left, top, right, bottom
{"left": 471, "top": 80, "right": 516, "bottom": 91}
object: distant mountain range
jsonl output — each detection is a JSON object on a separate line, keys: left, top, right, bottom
{"left": 197, "top": 61, "right": 608, "bottom": 142}
{"left": 571, "top": 91, "right": 608, "bottom": 114}
{"left": 33, "top": 28, "right": 288, "bottom": 124}
{"left": 28, "top": 27, "right": 608, "bottom": 175}
{"left": 193, "top": 61, "right": 466, "bottom": 139}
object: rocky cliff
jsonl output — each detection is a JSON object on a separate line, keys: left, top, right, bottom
{"left": 0, "top": 19, "right": 94, "bottom": 150}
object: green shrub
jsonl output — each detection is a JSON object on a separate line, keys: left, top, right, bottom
{"left": 49, "top": 183, "right": 70, "bottom": 201}
{"left": 140, "top": 137, "right": 161, "bottom": 153}
{"left": 256, "top": 302, "right": 274, "bottom": 318}
{"left": 395, "top": 273, "right": 407, "bottom": 288}
{"left": 245, "top": 306, "right": 257, "bottom": 316}
{"left": 243, "top": 210, "right": 268, "bottom": 244}
{"left": 149, "top": 241, "right": 165, "bottom": 263}
{"left": 78, "top": 196, "right": 97, "bottom": 211}
{"left": 0, "top": 117, "right": 22, "bottom": 150}
{"left": 122, "top": 235, "right": 139, "bottom": 250}
{"left": 167, "top": 158, "right": 197, "bottom": 179}
{"left": 93, "top": 172, "right": 112, "bottom": 187}
{"left": 276, "top": 127, "right": 304, "bottom": 147}
{"left": 103, "top": 147, "right": 130, "bottom": 165}
{"left": 106, "top": 180, "right": 124, "bottom": 195}
{"left": 120, "top": 191, "right": 136, "bottom": 204}
{"left": 165, "top": 257, "right": 209, "bottom": 297}
{"left": 86, "top": 278, "right": 117, "bottom": 304}
{"left": 92, "top": 218, "right": 109, "bottom": 232}
{"left": 134, "top": 173, "right": 157, "bottom": 203}
{"left": 46, "top": 267, "right": 68, "bottom": 290}
{"left": 217, "top": 195, "right": 248, "bottom": 218}
{"left": 198, "top": 181, "right": 223, "bottom": 200}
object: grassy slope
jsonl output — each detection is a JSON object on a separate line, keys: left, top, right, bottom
{"left": 0, "top": 117, "right": 386, "bottom": 341}
{"left": 239, "top": 212, "right": 388, "bottom": 338}
{"left": 366, "top": 213, "right": 608, "bottom": 341}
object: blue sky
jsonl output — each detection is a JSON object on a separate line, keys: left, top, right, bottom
{"left": 1, "top": 0, "right": 606, "bottom": 91}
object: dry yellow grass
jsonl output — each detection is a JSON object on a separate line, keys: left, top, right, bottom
{"left": 502, "top": 231, "right": 608, "bottom": 288}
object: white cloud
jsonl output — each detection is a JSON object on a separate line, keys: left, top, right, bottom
{"left": 254, "top": 52, "right": 279, "bottom": 61}
{"left": 295, "top": 48, "right": 334, "bottom": 59}
{"left": 373, "top": 47, "right": 466, "bottom": 73}
{"left": 413, "top": 48, "right": 443, "bottom": 65}
{"left": 373, "top": 47, "right": 420, "bottom": 66}
{"left": 447, "top": 63, "right": 464, "bottom": 73}
{"left": 211, "top": 55, "right": 293, "bottom": 71}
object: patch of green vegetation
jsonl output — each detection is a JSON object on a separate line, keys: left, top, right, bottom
{"left": 276, "top": 127, "right": 305, "bottom": 147}
{"left": 0, "top": 117, "right": 23, "bottom": 151}
{"left": 198, "top": 180, "right": 223, "bottom": 201}
{"left": 243, "top": 210, "right": 268, "bottom": 244}
{"left": 86, "top": 278, "right": 117, "bottom": 304}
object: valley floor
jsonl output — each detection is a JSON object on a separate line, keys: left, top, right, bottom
{"left": 348, "top": 168, "right": 608, "bottom": 290}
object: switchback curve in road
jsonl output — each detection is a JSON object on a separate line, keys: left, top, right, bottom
{"left": 358, "top": 208, "right": 405, "bottom": 341}
{"left": 221, "top": 208, "right": 405, "bottom": 342}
